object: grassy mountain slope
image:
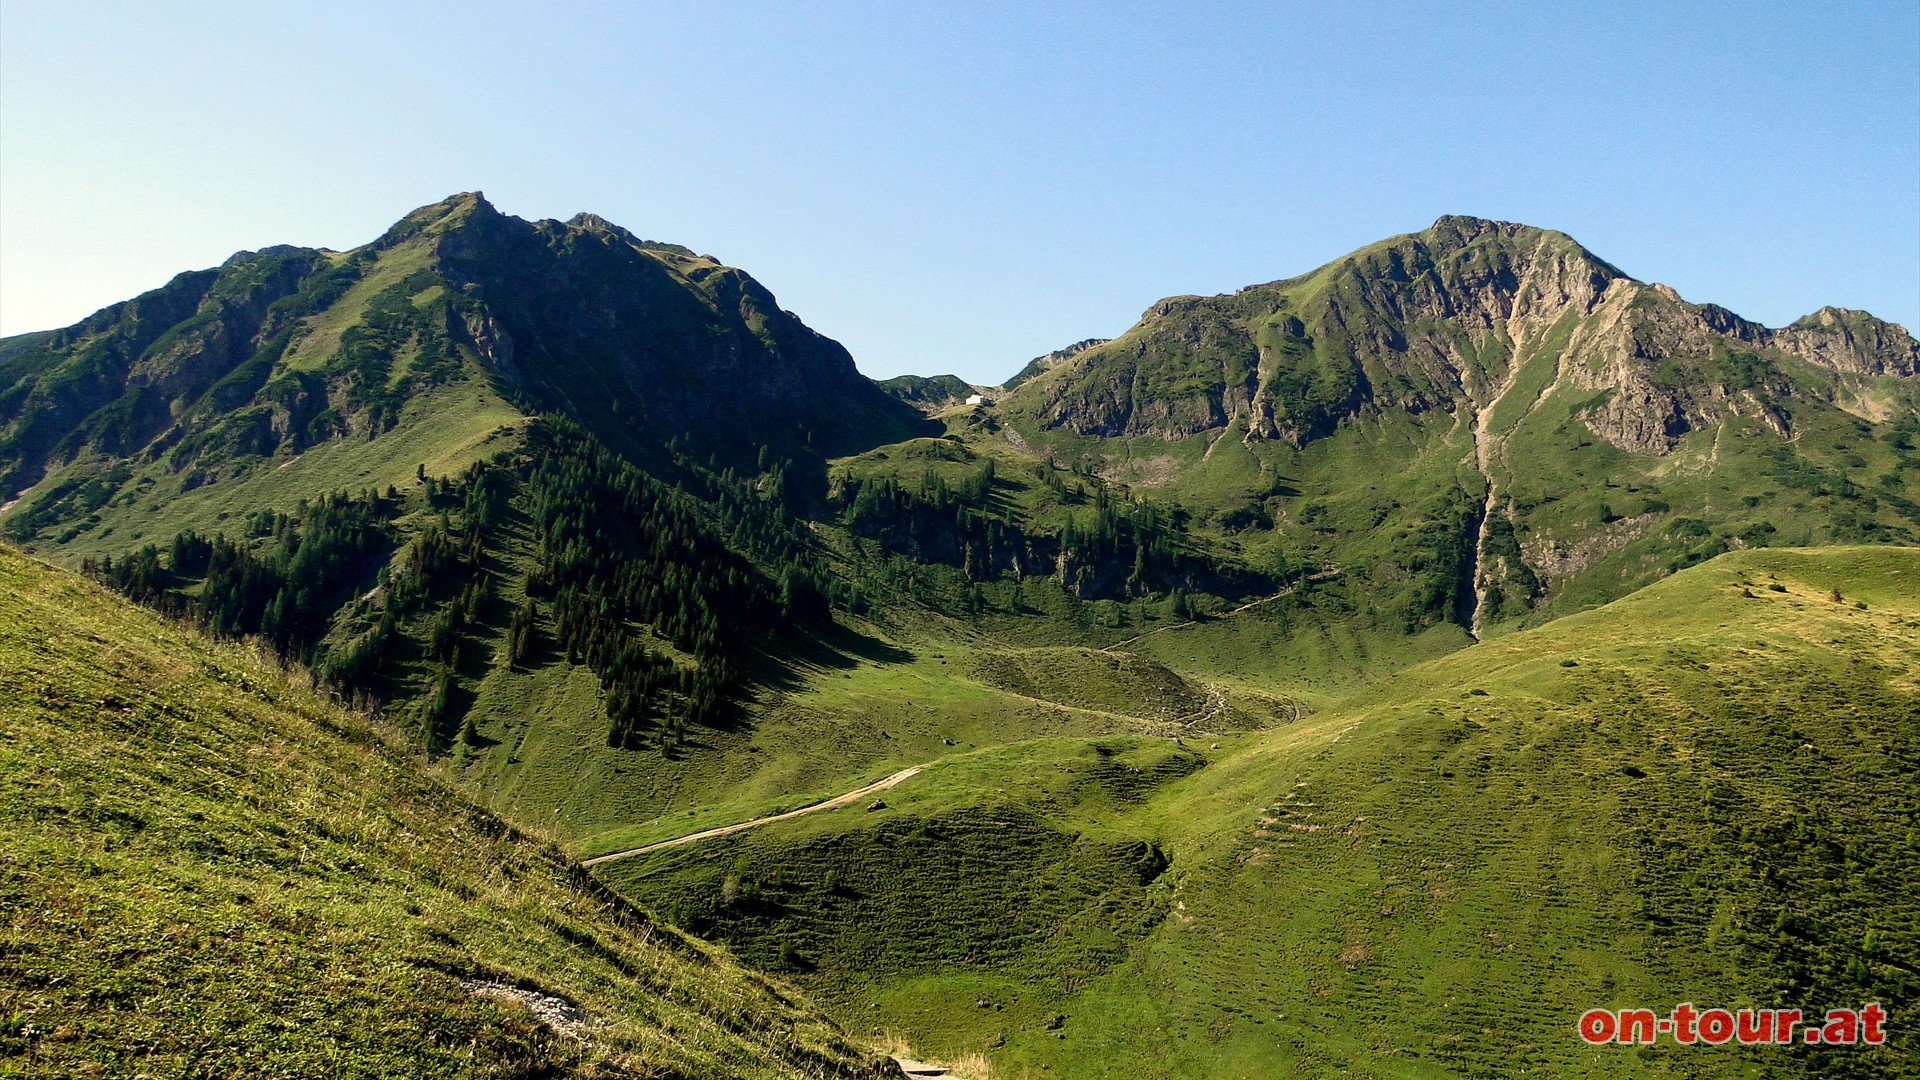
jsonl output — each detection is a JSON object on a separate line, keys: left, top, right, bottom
{"left": 0, "top": 192, "right": 926, "bottom": 557}
{"left": 6, "top": 200, "right": 1919, "bottom": 1079}
{"left": 1002, "top": 338, "right": 1111, "bottom": 391}
{"left": 0, "top": 195, "right": 944, "bottom": 770}
{"left": 975, "top": 216, "right": 1920, "bottom": 636}
{"left": 0, "top": 546, "right": 893, "bottom": 1079}
{"left": 600, "top": 547, "right": 1920, "bottom": 1079}
{"left": 473, "top": 622, "right": 1288, "bottom": 866}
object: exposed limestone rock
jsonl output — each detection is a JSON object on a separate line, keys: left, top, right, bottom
{"left": 1520, "top": 514, "right": 1659, "bottom": 581}
{"left": 1770, "top": 306, "right": 1919, "bottom": 377}
{"left": 1001, "top": 215, "right": 1915, "bottom": 457}
{"left": 460, "top": 310, "right": 520, "bottom": 382}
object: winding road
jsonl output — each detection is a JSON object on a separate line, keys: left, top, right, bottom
{"left": 580, "top": 765, "right": 926, "bottom": 868}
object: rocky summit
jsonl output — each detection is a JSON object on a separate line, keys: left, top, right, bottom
{"left": 1004, "top": 215, "right": 1915, "bottom": 452}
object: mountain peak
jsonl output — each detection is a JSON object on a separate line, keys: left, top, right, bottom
{"left": 373, "top": 191, "right": 504, "bottom": 250}
{"left": 1003, "top": 215, "right": 1913, "bottom": 450}
{"left": 1412, "top": 214, "right": 1611, "bottom": 269}
{"left": 0, "top": 193, "right": 932, "bottom": 505}
{"left": 563, "top": 210, "right": 640, "bottom": 242}
{"left": 411, "top": 190, "right": 497, "bottom": 222}
{"left": 1423, "top": 213, "right": 1539, "bottom": 240}
{"left": 431, "top": 189, "right": 496, "bottom": 216}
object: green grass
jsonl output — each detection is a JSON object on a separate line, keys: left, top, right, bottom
{"left": 460, "top": 613, "right": 1280, "bottom": 861}
{"left": 8, "top": 380, "right": 525, "bottom": 563}
{"left": 597, "top": 547, "right": 1920, "bottom": 1079}
{"left": 0, "top": 547, "right": 896, "bottom": 1079}
{"left": 595, "top": 736, "right": 1208, "bottom": 1020}
{"left": 278, "top": 241, "right": 435, "bottom": 372}
{"left": 1017, "top": 547, "right": 1920, "bottom": 1079}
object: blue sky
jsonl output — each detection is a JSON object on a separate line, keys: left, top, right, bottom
{"left": 3, "top": 1, "right": 1915, "bottom": 385}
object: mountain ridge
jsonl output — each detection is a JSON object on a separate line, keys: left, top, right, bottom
{"left": 8, "top": 200, "right": 1916, "bottom": 648}
{"left": 998, "top": 213, "right": 1915, "bottom": 451}
{"left": 0, "top": 191, "right": 926, "bottom": 511}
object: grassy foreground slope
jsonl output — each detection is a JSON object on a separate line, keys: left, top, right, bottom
{"left": 0, "top": 547, "right": 891, "bottom": 1079}
{"left": 605, "top": 548, "right": 1920, "bottom": 1079}
{"left": 1030, "top": 546, "right": 1920, "bottom": 1079}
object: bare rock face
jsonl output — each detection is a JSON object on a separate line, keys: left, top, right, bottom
{"left": 1544, "top": 281, "right": 1917, "bottom": 453}
{"left": 1005, "top": 215, "right": 1915, "bottom": 456}
{"left": 1769, "top": 307, "right": 1919, "bottom": 377}
{"left": 458, "top": 309, "right": 520, "bottom": 382}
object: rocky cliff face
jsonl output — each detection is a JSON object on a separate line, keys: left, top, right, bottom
{"left": 1004, "top": 215, "right": 1917, "bottom": 454}
{"left": 1769, "top": 306, "right": 1919, "bottom": 377}
{"left": 0, "top": 247, "right": 327, "bottom": 494}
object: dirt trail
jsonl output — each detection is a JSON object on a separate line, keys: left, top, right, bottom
{"left": 581, "top": 765, "right": 925, "bottom": 868}
{"left": 893, "top": 1057, "right": 967, "bottom": 1077}
{"left": 1169, "top": 681, "right": 1229, "bottom": 730}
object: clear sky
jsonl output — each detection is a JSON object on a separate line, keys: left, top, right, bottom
{"left": 3, "top": 1, "right": 1915, "bottom": 385}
